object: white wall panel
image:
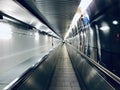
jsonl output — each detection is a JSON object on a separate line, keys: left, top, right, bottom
{"left": 0, "top": 21, "right": 59, "bottom": 74}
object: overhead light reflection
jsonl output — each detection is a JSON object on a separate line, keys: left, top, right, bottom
{"left": 100, "top": 22, "right": 110, "bottom": 34}
{"left": 3, "top": 16, "right": 16, "bottom": 23}
{"left": 64, "top": 28, "right": 71, "bottom": 39}
{"left": 86, "top": 69, "right": 97, "bottom": 82}
{"left": 100, "top": 26, "right": 110, "bottom": 34}
{"left": 30, "top": 32, "right": 32, "bottom": 36}
{"left": 0, "top": 23, "right": 12, "bottom": 40}
{"left": 80, "top": 32, "right": 83, "bottom": 37}
{"left": 45, "top": 35, "right": 48, "bottom": 41}
{"left": 64, "top": 0, "right": 92, "bottom": 39}
{"left": 4, "top": 77, "right": 19, "bottom": 90}
{"left": 35, "top": 32, "right": 39, "bottom": 40}
{"left": 112, "top": 20, "right": 118, "bottom": 25}
{"left": 90, "top": 28, "right": 93, "bottom": 36}
{"left": 100, "top": 26, "right": 110, "bottom": 31}
{"left": 79, "top": 0, "right": 93, "bottom": 13}
{"left": 83, "top": 32, "right": 86, "bottom": 37}
{"left": 35, "top": 22, "right": 43, "bottom": 29}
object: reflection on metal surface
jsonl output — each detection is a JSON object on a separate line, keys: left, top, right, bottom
{"left": 0, "top": 0, "right": 59, "bottom": 39}
{"left": 65, "top": 0, "right": 92, "bottom": 39}
{"left": 80, "top": 32, "right": 83, "bottom": 37}
{"left": 3, "top": 16, "right": 17, "bottom": 23}
{"left": 35, "top": 22, "right": 43, "bottom": 29}
{"left": 90, "top": 27, "right": 93, "bottom": 36}
{"left": 79, "top": 0, "right": 93, "bottom": 13}
{"left": 78, "top": 48, "right": 120, "bottom": 85}
{"left": 45, "top": 35, "right": 48, "bottom": 41}
{"left": 86, "top": 68, "right": 97, "bottom": 83}
{"left": 3, "top": 77, "right": 19, "bottom": 90}
{"left": 100, "top": 26, "right": 110, "bottom": 31}
{"left": 35, "top": 32, "right": 39, "bottom": 41}
{"left": 112, "top": 20, "right": 118, "bottom": 25}
{"left": 83, "top": 31, "right": 86, "bottom": 38}
{"left": 66, "top": 44, "right": 116, "bottom": 90}
{"left": 100, "top": 22, "right": 110, "bottom": 34}
{"left": 27, "top": 77, "right": 35, "bottom": 86}
{"left": 0, "top": 22, "right": 12, "bottom": 40}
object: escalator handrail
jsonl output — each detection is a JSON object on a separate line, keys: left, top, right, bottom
{"left": 68, "top": 44, "right": 120, "bottom": 85}
{"left": 79, "top": 51, "right": 120, "bottom": 85}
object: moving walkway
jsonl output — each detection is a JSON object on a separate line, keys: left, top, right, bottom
{"left": 4, "top": 44, "right": 120, "bottom": 90}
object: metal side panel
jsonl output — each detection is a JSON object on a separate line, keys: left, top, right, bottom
{"left": 66, "top": 44, "right": 115, "bottom": 90}
{"left": 10, "top": 45, "right": 61, "bottom": 90}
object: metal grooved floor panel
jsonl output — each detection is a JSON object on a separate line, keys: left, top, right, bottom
{"left": 49, "top": 44, "right": 81, "bottom": 90}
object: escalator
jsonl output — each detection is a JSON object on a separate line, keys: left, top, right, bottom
{"left": 4, "top": 44, "right": 119, "bottom": 90}
{"left": 49, "top": 44, "right": 80, "bottom": 90}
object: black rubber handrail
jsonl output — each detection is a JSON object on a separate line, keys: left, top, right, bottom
{"left": 68, "top": 43, "right": 120, "bottom": 85}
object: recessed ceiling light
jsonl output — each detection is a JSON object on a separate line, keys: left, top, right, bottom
{"left": 112, "top": 20, "right": 118, "bottom": 25}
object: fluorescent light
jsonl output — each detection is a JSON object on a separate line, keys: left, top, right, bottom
{"left": 112, "top": 20, "right": 118, "bottom": 25}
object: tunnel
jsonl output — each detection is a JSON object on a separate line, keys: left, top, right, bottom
{"left": 0, "top": 0, "right": 120, "bottom": 90}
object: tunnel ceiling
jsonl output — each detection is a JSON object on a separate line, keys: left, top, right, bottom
{"left": 34, "top": 0, "right": 81, "bottom": 38}
{"left": 0, "top": 0, "right": 81, "bottom": 39}
{"left": 1, "top": 0, "right": 117, "bottom": 39}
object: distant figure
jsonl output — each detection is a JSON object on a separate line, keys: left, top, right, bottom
{"left": 81, "top": 14, "right": 89, "bottom": 26}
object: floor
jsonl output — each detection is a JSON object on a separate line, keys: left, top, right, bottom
{"left": 49, "top": 44, "right": 81, "bottom": 90}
